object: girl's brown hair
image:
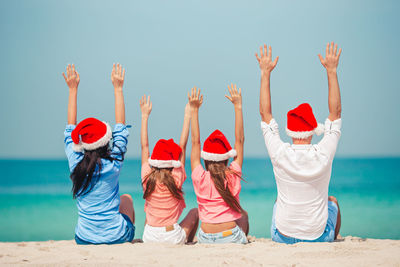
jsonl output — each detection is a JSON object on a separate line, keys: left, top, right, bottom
{"left": 205, "top": 160, "right": 243, "bottom": 213}
{"left": 142, "top": 167, "right": 184, "bottom": 200}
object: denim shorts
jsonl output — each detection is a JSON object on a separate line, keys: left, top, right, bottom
{"left": 198, "top": 225, "right": 248, "bottom": 244}
{"left": 271, "top": 201, "right": 338, "bottom": 244}
{"left": 75, "top": 214, "right": 135, "bottom": 245}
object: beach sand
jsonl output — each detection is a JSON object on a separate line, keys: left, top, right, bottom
{"left": 1, "top": 236, "right": 399, "bottom": 266}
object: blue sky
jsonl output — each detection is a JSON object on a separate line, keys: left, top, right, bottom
{"left": 0, "top": 0, "right": 399, "bottom": 158}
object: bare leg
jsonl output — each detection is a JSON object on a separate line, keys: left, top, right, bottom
{"left": 179, "top": 208, "right": 199, "bottom": 243}
{"left": 119, "top": 194, "right": 135, "bottom": 224}
{"left": 328, "top": 196, "right": 341, "bottom": 239}
{"left": 235, "top": 209, "right": 249, "bottom": 236}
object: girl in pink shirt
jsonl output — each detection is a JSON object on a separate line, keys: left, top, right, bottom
{"left": 140, "top": 95, "right": 199, "bottom": 244}
{"left": 188, "top": 85, "right": 249, "bottom": 244}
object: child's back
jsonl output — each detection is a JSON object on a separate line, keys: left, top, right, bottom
{"left": 141, "top": 162, "right": 186, "bottom": 227}
{"left": 192, "top": 156, "right": 242, "bottom": 224}
{"left": 188, "top": 85, "right": 249, "bottom": 244}
{"left": 139, "top": 95, "right": 199, "bottom": 244}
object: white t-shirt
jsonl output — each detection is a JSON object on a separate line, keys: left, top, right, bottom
{"left": 261, "top": 118, "right": 342, "bottom": 240}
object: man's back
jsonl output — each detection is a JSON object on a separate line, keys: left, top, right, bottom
{"left": 261, "top": 118, "right": 341, "bottom": 239}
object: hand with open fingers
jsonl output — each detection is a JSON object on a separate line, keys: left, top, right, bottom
{"left": 62, "top": 64, "right": 80, "bottom": 90}
{"left": 140, "top": 95, "right": 152, "bottom": 117}
{"left": 225, "top": 84, "right": 242, "bottom": 108}
{"left": 188, "top": 87, "right": 203, "bottom": 109}
{"left": 111, "top": 63, "right": 125, "bottom": 91}
{"left": 255, "top": 44, "right": 279, "bottom": 75}
{"left": 318, "top": 42, "right": 342, "bottom": 72}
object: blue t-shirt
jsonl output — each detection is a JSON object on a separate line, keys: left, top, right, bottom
{"left": 64, "top": 123, "right": 129, "bottom": 244}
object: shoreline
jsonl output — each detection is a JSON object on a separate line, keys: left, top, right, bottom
{"left": 1, "top": 236, "right": 399, "bottom": 266}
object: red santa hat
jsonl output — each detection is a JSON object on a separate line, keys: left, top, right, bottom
{"left": 148, "top": 139, "right": 182, "bottom": 168}
{"left": 71, "top": 118, "right": 112, "bottom": 152}
{"left": 286, "top": 103, "right": 324, "bottom": 139}
{"left": 201, "top": 130, "right": 237, "bottom": 161}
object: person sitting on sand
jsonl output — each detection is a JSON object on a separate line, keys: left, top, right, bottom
{"left": 256, "top": 43, "right": 342, "bottom": 244}
{"left": 189, "top": 85, "right": 249, "bottom": 244}
{"left": 63, "top": 63, "right": 135, "bottom": 244}
{"left": 139, "top": 95, "right": 199, "bottom": 244}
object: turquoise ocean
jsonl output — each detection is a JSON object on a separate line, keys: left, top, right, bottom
{"left": 1, "top": 158, "right": 399, "bottom": 242}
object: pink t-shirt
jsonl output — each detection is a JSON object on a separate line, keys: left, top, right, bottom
{"left": 141, "top": 163, "right": 186, "bottom": 227}
{"left": 191, "top": 161, "right": 242, "bottom": 223}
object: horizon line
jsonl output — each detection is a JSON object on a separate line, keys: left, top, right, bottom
{"left": 0, "top": 156, "right": 399, "bottom": 161}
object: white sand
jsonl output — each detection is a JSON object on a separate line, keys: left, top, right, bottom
{"left": 1, "top": 236, "right": 399, "bottom": 266}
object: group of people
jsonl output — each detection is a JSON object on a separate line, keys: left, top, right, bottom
{"left": 63, "top": 42, "right": 343, "bottom": 245}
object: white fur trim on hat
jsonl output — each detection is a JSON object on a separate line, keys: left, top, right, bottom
{"left": 72, "top": 143, "right": 84, "bottom": 152}
{"left": 314, "top": 123, "right": 325, "bottom": 136}
{"left": 201, "top": 149, "right": 237, "bottom": 162}
{"left": 73, "top": 122, "right": 112, "bottom": 152}
{"left": 286, "top": 123, "right": 325, "bottom": 139}
{"left": 148, "top": 159, "right": 182, "bottom": 168}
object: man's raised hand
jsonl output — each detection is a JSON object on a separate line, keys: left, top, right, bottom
{"left": 255, "top": 44, "right": 279, "bottom": 75}
{"left": 318, "top": 42, "right": 342, "bottom": 72}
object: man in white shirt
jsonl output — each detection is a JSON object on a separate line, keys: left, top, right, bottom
{"left": 255, "top": 42, "right": 342, "bottom": 244}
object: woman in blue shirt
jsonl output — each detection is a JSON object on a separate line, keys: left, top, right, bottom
{"left": 63, "top": 63, "right": 135, "bottom": 244}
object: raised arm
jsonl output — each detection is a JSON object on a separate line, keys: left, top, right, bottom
{"left": 140, "top": 95, "right": 152, "bottom": 164}
{"left": 63, "top": 64, "right": 80, "bottom": 125}
{"left": 255, "top": 44, "right": 279, "bottom": 124}
{"left": 178, "top": 103, "right": 191, "bottom": 166}
{"left": 188, "top": 87, "right": 203, "bottom": 171}
{"left": 318, "top": 42, "right": 342, "bottom": 121}
{"left": 225, "top": 84, "right": 244, "bottom": 167}
{"left": 111, "top": 63, "right": 126, "bottom": 124}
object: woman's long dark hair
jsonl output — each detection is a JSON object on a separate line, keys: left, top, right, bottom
{"left": 142, "top": 167, "right": 184, "bottom": 200}
{"left": 205, "top": 160, "right": 243, "bottom": 213}
{"left": 71, "top": 144, "right": 124, "bottom": 198}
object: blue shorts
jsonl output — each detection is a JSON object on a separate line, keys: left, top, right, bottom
{"left": 271, "top": 201, "right": 338, "bottom": 244}
{"left": 75, "top": 214, "right": 135, "bottom": 245}
{"left": 197, "top": 225, "right": 248, "bottom": 244}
